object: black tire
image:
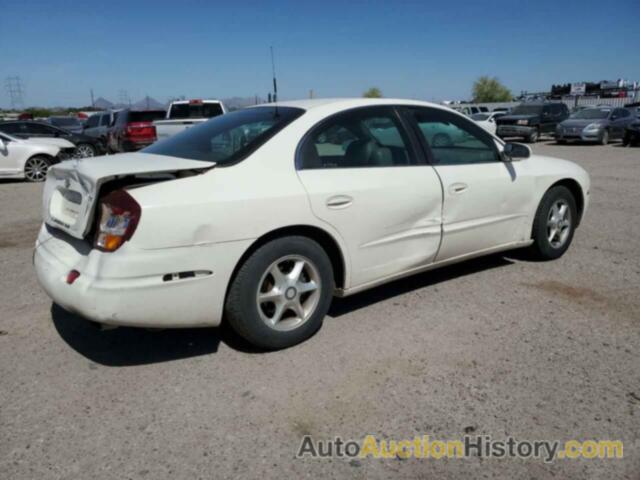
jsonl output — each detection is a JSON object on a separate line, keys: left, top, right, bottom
{"left": 23, "top": 155, "right": 51, "bottom": 182}
{"left": 529, "top": 186, "right": 577, "bottom": 260}
{"left": 556, "top": 138, "right": 566, "bottom": 145}
{"left": 622, "top": 132, "right": 630, "bottom": 147}
{"left": 526, "top": 128, "right": 539, "bottom": 143}
{"left": 599, "top": 129, "right": 609, "bottom": 146}
{"left": 225, "top": 236, "right": 334, "bottom": 350}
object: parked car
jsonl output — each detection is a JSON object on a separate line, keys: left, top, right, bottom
{"left": 470, "top": 111, "right": 506, "bottom": 134}
{"left": 34, "top": 98, "right": 590, "bottom": 350}
{"left": 496, "top": 102, "right": 570, "bottom": 143}
{"left": 623, "top": 120, "right": 640, "bottom": 146}
{"left": 154, "top": 99, "right": 225, "bottom": 140}
{"left": 82, "top": 111, "right": 119, "bottom": 145}
{"left": 0, "top": 132, "right": 65, "bottom": 182}
{"left": 106, "top": 109, "right": 166, "bottom": 153}
{"left": 48, "top": 116, "right": 83, "bottom": 134}
{"left": 451, "top": 105, "right": 488, "bottom": 116}
{"left": 0, "top": 120, "right": 105, "bottom": 157}
{"left": 556, "top": 107, "right": 634, "bottom": 145}
{"left": 492, "top": 107, "right": 511, "bottom": 114}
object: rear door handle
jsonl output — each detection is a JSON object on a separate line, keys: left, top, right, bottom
{"left": 326, "top": 195, "right": 353, "bottom": 209}
{"left": 448, "top": 182, "right": 469, "bottom": 194}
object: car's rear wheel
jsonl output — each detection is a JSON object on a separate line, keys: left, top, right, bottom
{"left": 74, "top": 143, "right": 96, "bottom": 158}
{"left": 225, "top": 236, "right": 334, "bottom": 350}
{"left": 24, "top": 155, "right": 51, "bottom": 182}
{"left": 529, "top": 186, "right": 577, "bottom": 260}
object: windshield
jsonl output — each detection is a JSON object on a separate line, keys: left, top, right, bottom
{"left": 570, "top": 108, "right": 610, "bottom": 119}
{"left": 470, "top": 113, "right": 490, "bottom": 121}
{"left": 169, "top": 102, "right": 224, "bottom": 119}
{"left": 51, "top": 117, "right": 80, "bottom": 126}
{"left": 511, "top": 105, "right": 543, "bottom": 115}
{"left": 143, "top": 106, "right": 304, "bottom": 164}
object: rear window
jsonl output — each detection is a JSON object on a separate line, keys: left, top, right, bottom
{"left": 51, "top": 117, "right": 80, "bottom": 127}
{"left": 143, "top": 106, "right": 304, "bottom": 165}
{"left": 128, "top": 110, "right": 166, "bottom": 123}
{"left": 169, "top": 102, "right": 224, "bottom": 119}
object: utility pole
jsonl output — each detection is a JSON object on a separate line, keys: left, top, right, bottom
{"left": 309, "top": 89, "right": 314, "bottom": 99}
{"left": 5, "top": 76, "right": 25, "bottom": 109}
{"left": 90, "top": 88, "right": 95, "bottom": 108}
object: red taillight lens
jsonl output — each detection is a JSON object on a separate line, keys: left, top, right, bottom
{"left": 94, "top": 190, "right": 141, "bottom": 252}
{"left": 124, "top": 122, "right": 156, "bottom": 140}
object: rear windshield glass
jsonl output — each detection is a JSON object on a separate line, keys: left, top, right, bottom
{"left": 128, "top": 110, "right": 166, "bottom": 122}
{"left": 510, "top": 105, "right": 543, "bottom": 115}
{"left": 470, "top": 113, "right": 490, "bottom": 121}
{"left": 51, "top": 117, "right": 80, "bottom": 126}
{"left": 169, "top": 103, "right": 224, "bottom": 119}
{"left": 143, "top": 106, "right": 304, "bottom": 165}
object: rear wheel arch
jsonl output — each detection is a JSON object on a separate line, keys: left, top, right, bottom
{"left": 226, "top": 225, "right": 348, "bottom": 299}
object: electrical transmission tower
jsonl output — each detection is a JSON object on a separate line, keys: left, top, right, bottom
{"left": 5, "top": 76, "right": 25, "bottom": 109}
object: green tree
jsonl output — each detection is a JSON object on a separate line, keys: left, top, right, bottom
{"left": 472, "top": 76, "right": 512, "bottom": 103}
{"left": 363, "top": 87, "right": 383, "bottom": 98}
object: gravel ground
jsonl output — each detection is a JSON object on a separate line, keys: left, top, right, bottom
{"left": 0, "top": 142, "right": 638, "bottom": 479}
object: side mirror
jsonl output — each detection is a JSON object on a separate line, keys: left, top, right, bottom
{"left": 503, "top": 142, "right": 530, "bottom": 161}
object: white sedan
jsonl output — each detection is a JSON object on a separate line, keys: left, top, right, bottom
{"left": 470, "top": 111, "right": 507, "bottom": 134}
{"left": 0, "top": 132, "right": 71, "bottom": 182}
{"left": 34, "top": 99, "right": 590, "bottom": 349}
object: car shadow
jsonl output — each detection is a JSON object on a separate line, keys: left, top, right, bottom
{"left": 51, "top": 304, "right": 260, "bottom": 366}
{"left": 329, "top": 253, "right": 514, "bottom": 317}
{"left": 52, "top": 253, "right": 517, "bottom": 366}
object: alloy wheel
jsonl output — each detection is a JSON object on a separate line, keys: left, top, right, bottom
{"left": 24, "top": 157, "right": 49, "bottom": 182}
{"left": 256, "top": 255, "right": 322, "bottom": 331}
{"left": 547, "top": 199, "right": 572, "bottom": 249}
{"left": 74, "top": 144, "right": 95, "bottom": 158}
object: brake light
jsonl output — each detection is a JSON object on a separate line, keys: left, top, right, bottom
{"left": 124, "top": 122, "right": 156, "bottom": 140}
{"left": 189, "top": 99, "right": 203, "bottom": 105}
{"left": 94, "top": 190, "right": 141, "bottom": 252}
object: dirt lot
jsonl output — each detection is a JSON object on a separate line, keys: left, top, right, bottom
{"left": 0, "top": 142, "right": 638, "bottom": 479}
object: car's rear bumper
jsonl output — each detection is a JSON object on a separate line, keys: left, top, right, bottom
{"left": 34, "top": 225, "right": 253, "bottom": 328}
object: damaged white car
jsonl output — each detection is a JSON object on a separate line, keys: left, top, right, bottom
{"left": 34, "top": 99, "right": 590, "bottom": 349}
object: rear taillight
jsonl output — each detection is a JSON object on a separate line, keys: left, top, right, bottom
{"left": 94, "top": 190, "right": 141, "bottom": 252}
{"left": 124, "top": 122, "right": 156, "bottom": 140}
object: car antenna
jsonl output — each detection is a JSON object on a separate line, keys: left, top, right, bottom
{"left": 270, "top": 46, "right": 279, "bottom": 116}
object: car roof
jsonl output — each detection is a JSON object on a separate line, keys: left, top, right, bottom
{"left": 252, "top": 97, "right": 454, "bottom": 113}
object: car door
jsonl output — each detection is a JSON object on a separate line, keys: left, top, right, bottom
{"left": 405, "top": 106, "right": 535, "bottom": 261}
{"left": 296, "top": 106, "right": 443, "bottom": 288}
{"left": 611, "top": 109, "right": 631, "bottom": 139}
{"left": 83, "top": 114, "right": 100, "bottom": 138}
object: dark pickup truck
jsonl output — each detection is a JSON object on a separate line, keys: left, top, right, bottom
{"left": 496, "top": 102, "right": 569, "bottom": 143}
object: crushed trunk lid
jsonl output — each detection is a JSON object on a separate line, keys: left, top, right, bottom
{"left": 43, "top": 153, "right": 214, "bottom": 239}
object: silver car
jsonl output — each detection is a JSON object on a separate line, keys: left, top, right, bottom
{"left": 556, "top": 107, "right": 635, "bottom": 145}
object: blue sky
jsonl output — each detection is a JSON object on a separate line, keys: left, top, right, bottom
{"left": 1, "top": 0, "right": 639, "bottom": 107}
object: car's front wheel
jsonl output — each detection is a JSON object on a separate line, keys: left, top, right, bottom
{"left": 529, "top": 185, "right": 577, "bottom": 260}
{"left": 225, "top": 236, "right": 334, "bottom": 350}
{"left": 74, "top": 143, "right": 96, "bottom": 158}
{"left": 24, "top": 155, "right": 51, "bottom": 182}
{"left": 526, "top": 128, "right": 539, "bottom": 143}
{"left": 599, "top": 129, "right": 609, "bottom": 146}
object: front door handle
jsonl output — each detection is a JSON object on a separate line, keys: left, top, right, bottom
{"left": 326, "top": 195, "right": 353, "bottom": 209}
{"left": 448, "top": 182, "right": 469, "bottom": 194}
